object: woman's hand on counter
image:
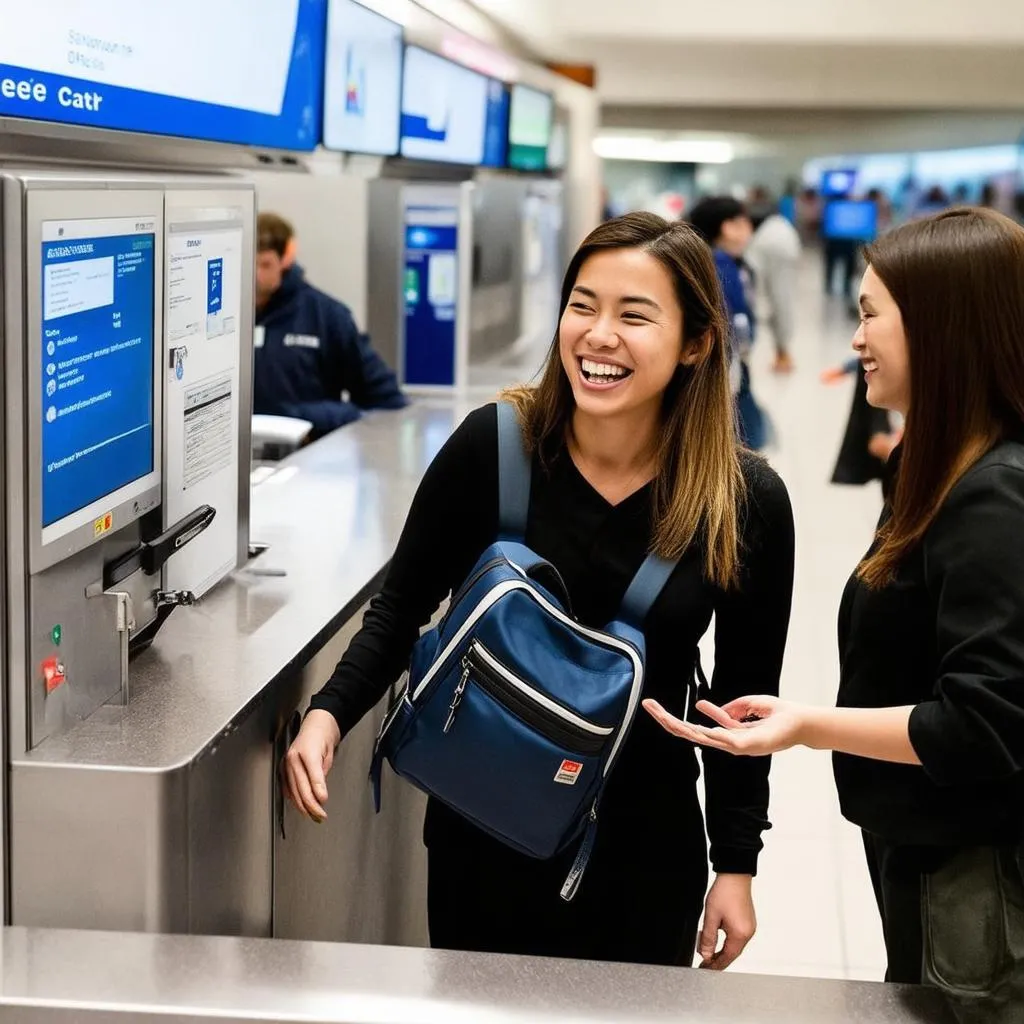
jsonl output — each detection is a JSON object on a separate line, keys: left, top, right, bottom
{"left": 283, "top": 710, "right": 341, "bottom": 822}
{"left": 699, "top": 873, "right": 757, "bottom": 970}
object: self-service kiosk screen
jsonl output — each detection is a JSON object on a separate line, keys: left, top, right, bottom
{"left": 508, "top": 84, "right": 553, "bottom": 172}
{"left": 323, "top": 0, "right": 403, "bottom": 155}
{"left": 400, "top": 46, "right": 488, "bottom": 166}
{"left": 40, "top": 219, "right": 156, "bottom": 531}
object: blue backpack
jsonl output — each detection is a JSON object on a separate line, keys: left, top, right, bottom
{"left": 371, "top": 402, "right": 682, "bottom": 900}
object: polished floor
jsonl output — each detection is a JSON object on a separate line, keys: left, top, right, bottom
{"left": 468, "top": 251, "right": 889, "bottom": 982}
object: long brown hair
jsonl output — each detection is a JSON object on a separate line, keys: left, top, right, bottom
{"left": 502, "top": 212, "right": 745, "bottom": 589}
{"left": 860, "top": 207, "right": 1024, "bottom": 586}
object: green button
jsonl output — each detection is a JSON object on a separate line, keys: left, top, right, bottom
{"left": 51, "top": 625, "right": 62, "bottom": 646}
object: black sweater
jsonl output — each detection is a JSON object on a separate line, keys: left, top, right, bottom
{"left": 311, "top": 404, "right": 795, "bottom": 875}
{"left": 834, "top": 439, "right": 1024, "bottom": 847}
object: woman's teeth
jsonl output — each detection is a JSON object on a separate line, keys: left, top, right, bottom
{"left": 581, "top": 358, "right": 631, "bottom": 382}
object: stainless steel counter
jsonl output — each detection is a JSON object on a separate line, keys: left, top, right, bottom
{"left": 0, "top": 926, "right": 956, "bottom": 1023}
{"left": 17, "top": 401, "right": 468, "bottom": 770}
{"left": 8, "top": 401, "right": 476, "bottom": 938}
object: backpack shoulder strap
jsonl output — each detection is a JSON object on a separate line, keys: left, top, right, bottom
{"left": 618, "top": 552, "right": 678, "bottom": 627}
{"left": 496, "top": 401, "right": 531, "bottom": 540}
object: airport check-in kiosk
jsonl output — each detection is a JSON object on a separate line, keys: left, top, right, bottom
{"left": 1, "top": 172, "right": 256, "bottom": 927}
{"left": 368, "top": 181, "right": 475, "bottom": 392}
{"left": 2, "top": 174, "right": 253, "bottom": 748}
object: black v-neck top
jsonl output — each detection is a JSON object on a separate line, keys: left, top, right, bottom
{"left": 311, "top": 404, "right": 795, "bottom": 874}
{"left": 834, "top": 438, "right": 1024, "bottom": 847}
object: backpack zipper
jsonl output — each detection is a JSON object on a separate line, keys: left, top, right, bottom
{"left": 443, "top": 641, "right": 612, "bottom": 757}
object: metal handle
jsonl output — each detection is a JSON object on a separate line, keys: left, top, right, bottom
{"left": 113, "top": 592, "right": 135, "bottom": 706}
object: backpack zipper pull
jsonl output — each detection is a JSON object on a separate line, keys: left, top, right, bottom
{"left": 443, "top": 665, "right": 470, "bottom": 734}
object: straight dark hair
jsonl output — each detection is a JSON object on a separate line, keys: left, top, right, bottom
{"left": 503, "top": 212, "right": 745, "bottom": 588}
{"left": 859, "top": 207, "right": 1024, "bottom": 586}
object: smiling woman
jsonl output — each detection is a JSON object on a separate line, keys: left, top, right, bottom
{"left": 287, "top": 212, "right": 795, "bottom": 973}
{"left": 646, "top": 208, "right": 1024, "bottom": 1011}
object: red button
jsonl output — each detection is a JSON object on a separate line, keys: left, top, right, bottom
{"left": 42, "top": 656, "right": 66, "bottom": 694}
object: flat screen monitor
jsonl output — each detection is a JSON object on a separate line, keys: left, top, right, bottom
{"left": 821, "top": 168, "right": 858, "bottom": 199}
{"left": 823, "top": 200, "right": 878, "bottom": 241}
{"left": 39, "top": 217, "right": 158, "bottom": 545}
{"left": 508, "top": 84, "right": 554, "bottom": 171}
{"left": 0, "top": 0, "right": 324, "bottom": 150}
{"left": 481, "top": 78, "right": 510, "bottom": 168}
{"left": 400, "top": 46, "right": 489, "bottom": 166}
{"left": 323, "top": 0, "right": 402, "bottom": 155}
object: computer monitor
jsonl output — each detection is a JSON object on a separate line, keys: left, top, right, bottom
{"left": 399, "top": 46, "right": 489, "bottom": 166}
{"left": 29, "top": 203, "right": 163, "bottom": 573}
{"left": 481, "top": 79, "right": 510, "bottom": 169}
{"left": 821, "top": 168, "right": 858, "bottom": 199}
{"left": 323, "top": 0, "right": 403, "bottom": 156}
{"left": 823, "top": 200, "right": 878, "bottom": 241}
{"left": 507, "top": 84, "right": 554, "bottom": 172}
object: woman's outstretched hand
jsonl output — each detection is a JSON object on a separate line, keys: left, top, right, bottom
{"left": 643, "top": 695, "right": 808, "bottom": 757}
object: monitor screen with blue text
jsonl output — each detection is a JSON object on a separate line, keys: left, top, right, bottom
{"left": 40, "top": 220, "right": 156, "bottom": 530}
{"left": 0, "top": 0, "right": 325, "bottom": 150}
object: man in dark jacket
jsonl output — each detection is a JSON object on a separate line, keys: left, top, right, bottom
{"left": 254, "top": 213, "right": 407, "bottom": 439}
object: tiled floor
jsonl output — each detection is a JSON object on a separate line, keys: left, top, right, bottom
{"left": 467, "top": 252, "right": 890, "bottom": 981}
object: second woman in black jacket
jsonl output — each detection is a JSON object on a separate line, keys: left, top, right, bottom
{"left": 647, "top": 208, "right": 1024, "bottom": 1013}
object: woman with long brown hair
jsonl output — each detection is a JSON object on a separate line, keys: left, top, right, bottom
{"left": 647, "top": 207, "right": 1024, "bottom": 1005}
{"left": 284, "top": 212, "right": 795, "bottom": 967}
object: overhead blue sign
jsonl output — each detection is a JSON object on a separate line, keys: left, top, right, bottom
{"left": 0, "top": 0, "right": 325, "bottom": 150}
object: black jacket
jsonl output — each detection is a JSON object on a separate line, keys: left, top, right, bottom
{"left": 254, "top": 265, "right": 406, "bottom": 438}
{"left": 834, "top": 437, "right": 1024, "bottom": 847}
{"left": 831, "top": 370, "right": 893, "bottom": 485}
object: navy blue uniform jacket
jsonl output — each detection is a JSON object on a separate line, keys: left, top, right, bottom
{"left": 254, "top": 265, "right": 407, "bottom": 438}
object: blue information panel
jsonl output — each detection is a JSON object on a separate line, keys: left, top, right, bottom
{"left": 481, "top": 79, "right": 510, "bottom": 169}
{"left": 0, "top": 0, "right": 325, "bottom": 150}
{"left": 41, "top": 229, "right": 155, "bottom": 528}
{"left": 403, "top": 207, "right": 459, "bottom": 386}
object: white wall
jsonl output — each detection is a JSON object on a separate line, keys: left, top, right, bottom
{"left": 250, "top": 171, "right": 371, "bottom": 326}
{"left": 588, "top": 41, "right": 1024, "bottom": 109}
{"left": 547, "top": 0, "right": 1024, "bottom": 45}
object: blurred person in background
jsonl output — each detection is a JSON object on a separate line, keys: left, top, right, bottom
{"left": 866, "top": 188, "right": 894, "bottom": 234}
{"left": 822, "top": 192, "right": 860, "bottom": 301}
{"left": 778, "top": 179, "right": 799, "bottom": 226}
{"left": 688, "top": 196, "right": 767, "bottom": 448}
{"left": 915, "top": 186, "right": 951, "bottom": 219}
{"left": 821, "top": 357, "right": 902, "bottom": 487}
{"left": 796, "top": 187, "right": 823, "bottom": 244}
{"left": 254, "top": 213, "right": 407, "bottom": 440}
{"left": 746, "top": 195, "right": 802, "bottom": 374}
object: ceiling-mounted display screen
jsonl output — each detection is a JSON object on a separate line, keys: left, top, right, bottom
{"left": 399, "top": 46, "right": 488, "bottom": 166}
{"left": 0, "top": 0, "right": 324, "bottom": 150}
{"left": 481, "top": 79, "right": 509, "bottom": 168}
{"left": 323, "top": 0, "right": 402, "bottom": 155}
{"left": 508, "top": 84, "right": 554, "bottom": 171}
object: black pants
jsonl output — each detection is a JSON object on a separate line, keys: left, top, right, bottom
{"left": 426, "top": 800, "right": 707, "bottom": 967}
{"left": 863, "top": 831, "right": 929, "bottom": 984}
{"left": 824, "top": 240, "right": 858, "bottom": 297}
